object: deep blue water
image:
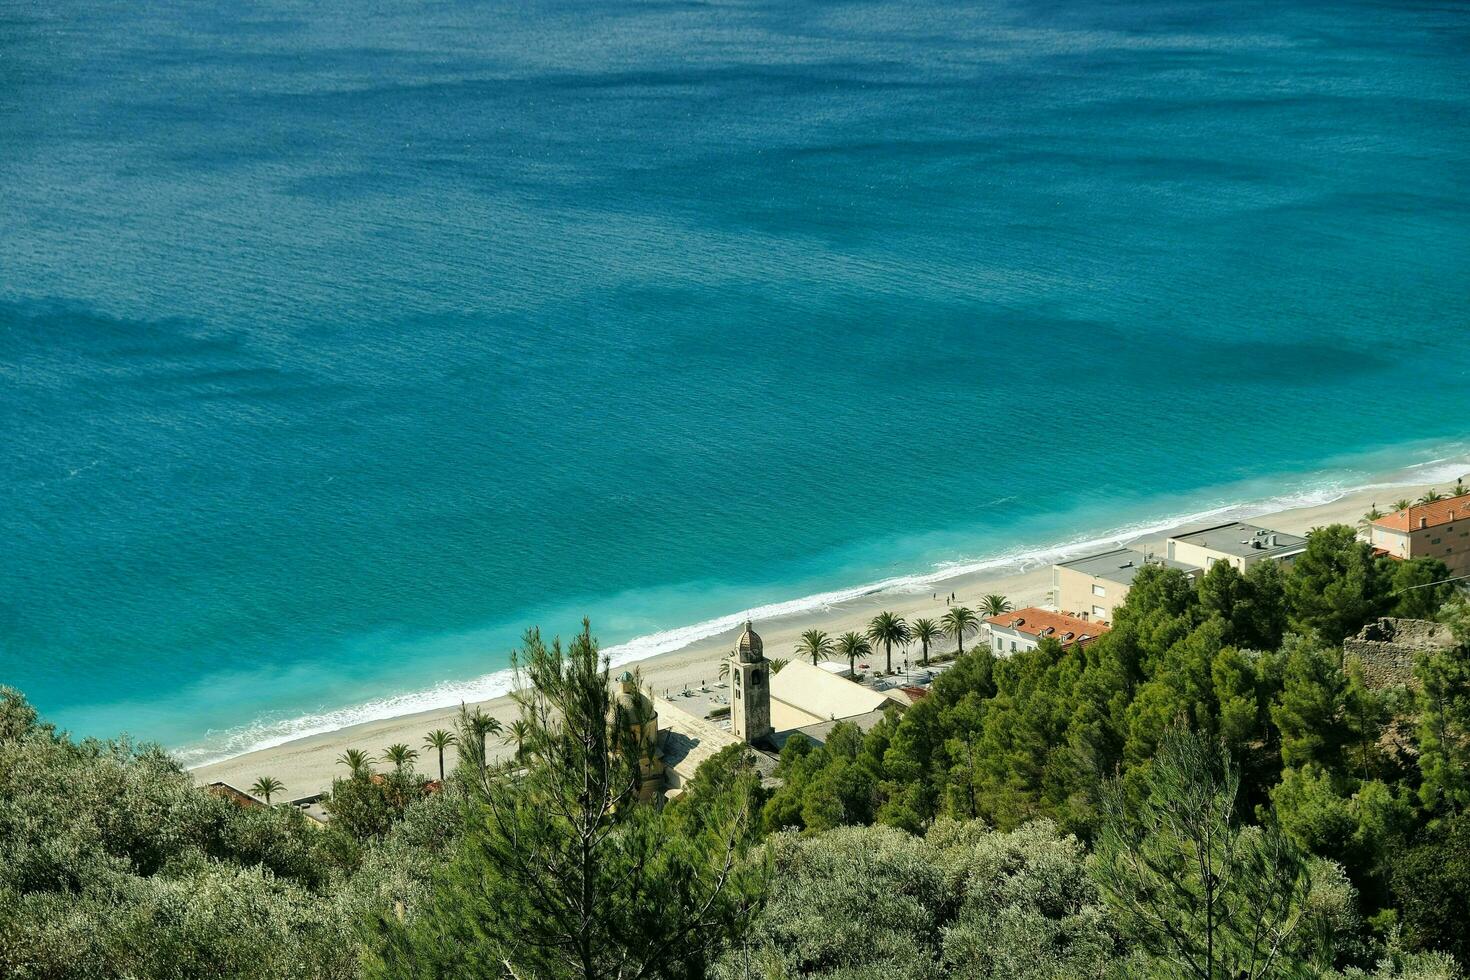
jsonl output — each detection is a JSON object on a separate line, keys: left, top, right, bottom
{"left": 2, "top": 0, "right": 1468, "bottom": 761}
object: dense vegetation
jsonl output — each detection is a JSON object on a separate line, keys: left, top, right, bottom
{"left": 2, "top": 523, "right": 1467, "bottom": 979}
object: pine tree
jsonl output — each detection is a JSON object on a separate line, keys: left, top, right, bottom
{"left": 1271, "top": 639, "right": 1364, "bottom": 772}
{"left": 367, "top": 621, "right": 762, "bottom": 980}
{"left": 1392, "top": 812, "right": 1470, "bottom": 965}
{"left": 1122, "top": 618, "right": 1228, "bottom": 765}
{"left": 1414, "top": 642, "right": 1470, "bottom": 815}
{"left": 1284, "top": 524, "right": 1390, "bottom": 646}
{"left": 1390, "top": 557, "right": 1455, "bottom": 621}
{"left": 1199, "top": 560, "right": 1288, "bottom": 652}
{"left": 1093, "top": 727, "right": 1317, "bottom": 980}
{"left": 969, "top": 639, "right": 1074, "bottom": 829}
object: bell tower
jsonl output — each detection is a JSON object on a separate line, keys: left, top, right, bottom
{"left": 729, "top": 621, "right": 773, "bottom": 745}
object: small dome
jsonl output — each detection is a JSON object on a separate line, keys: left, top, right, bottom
{"left": 736, "top": 620, "right": 764, "bottom": 662}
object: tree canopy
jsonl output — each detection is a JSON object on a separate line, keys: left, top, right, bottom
{"left": 2, "top": 524, "right": 1467, "bottom": 979}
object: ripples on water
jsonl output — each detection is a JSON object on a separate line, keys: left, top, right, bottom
{"left": 2, "top": 0, "right": 1467, "bottom": 754}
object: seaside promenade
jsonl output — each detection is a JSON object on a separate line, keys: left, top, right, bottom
{"left": 191, "top": 479, "right": 1435, "bottom": 799}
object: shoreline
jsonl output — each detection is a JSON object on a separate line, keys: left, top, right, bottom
{"left": 190, "top": 464, "right": 1465, "bottom": 799}
{"left": 181, "top": 450, "right": 1468, "bottom": 770}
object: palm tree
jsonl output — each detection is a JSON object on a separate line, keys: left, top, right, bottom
{"left": 768, "top": 657, "right": 790, "bottom": 674}
{"left": 866, "top": 611, "right": 911, "bottom": 675}
{"left": 941, "top": 606, "right": 980, "bottom": 658}
{"left": 250, "top": 775, "right": 284, "bottom": 804}
{"left": 503, "top": 719, "right": 532, "bottom": 761}
{"left": 793, "top": 628, "right": 835, "bottom": 666}
{"left": 979, "top": 594, "right": 1012, "bottom": 618}
{"left": 1455, "top": 477, "right": 1467, "bottom": 497}
{"left": 383, "top": 743, "right": 418, "bottom": 773}
{"left": 1419, "top": 488, "right": 1446, "bottom": 505}
{"left": 835, "top": 632, "right": 873, "bottom": 677}
{"left": 718, "top": 658, "right": 732, "bottom": 682}
{"left": 910, "top": 617, "right": 941, "bottom": 668}
{"left": 335, "top": 748, "right": 373, "bottom": 778}
{"left": 466, "top": 707, "right": 502, "bottom": 770}
{"left": 1393, "top": 498, "right": 1413, "bottom": 513}
{"left": 423, "top": 729, "right": 457, "bottom": 781}
{"left": 1361, "top": 503, "right": 1383, "bottom": 526}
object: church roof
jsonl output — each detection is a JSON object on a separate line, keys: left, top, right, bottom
{"left": 655, "top": 697, "right": 777, "bottom": 782}
{"left": 771, "top": 707, "right": 893, "bottom": 750}
{"left": 736, "top": 620, "right": 764, "bottom": 662}
{"left": 769, "top": 659, "right": 893, "bottom": 726}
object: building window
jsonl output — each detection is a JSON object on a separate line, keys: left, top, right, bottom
{"left": 995, "top": 637, "right": 1003, "bottom": 650}
{"left": 1431, "top": 538, "right": 1442, "bottom": 545}
{"left": 1092, "top": 584, "right": 1106, "bottom": 597}
{"left": 1092, "top": 605, "right": 1106, "bottom": 618}
{"left": 1010, "top": 641, "right": 1017, "bottom": 652}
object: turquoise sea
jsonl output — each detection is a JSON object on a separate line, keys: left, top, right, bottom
{"left": 2, "top": 0, "right": 1468, "bottom": 764}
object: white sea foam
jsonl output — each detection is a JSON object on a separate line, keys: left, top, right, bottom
{"left": 180, "top": 452, "right": 1470, "bottom": 769}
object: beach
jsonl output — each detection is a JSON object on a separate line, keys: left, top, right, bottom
{"left": 11, "top": 0, "right": 1470, "bottom": 769}
{"left": 190, "top": 478, "right": 1438, "bottom": 799}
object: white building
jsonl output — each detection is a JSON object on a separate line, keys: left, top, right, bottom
{"left": 983, "top": 607, "right": 1109, "bottom": 656}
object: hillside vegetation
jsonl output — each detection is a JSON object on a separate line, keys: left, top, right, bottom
{"left": 2, "top": 524, "right": 1468, "bottom": 979}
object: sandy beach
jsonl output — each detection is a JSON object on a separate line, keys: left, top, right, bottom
{"left": 191, "top": 479, "right": 1442, "bottom": 799}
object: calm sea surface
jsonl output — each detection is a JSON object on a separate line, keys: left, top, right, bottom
{"left": 2, "top": 0, "right": 1468, "bottom": 760}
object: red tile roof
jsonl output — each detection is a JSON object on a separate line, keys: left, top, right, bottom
{"left": 1372, "top": 493, "right": 1470, "bottom": 533}
{"left": 984, "top": 607, "right": 1110, "bottom": 645}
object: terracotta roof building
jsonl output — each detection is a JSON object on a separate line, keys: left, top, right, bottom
{"left": 1368, "top": 492, "right": 1470, "bottom": 576}
{"left": 1370, "top": 493, "right": 1470, "bottom": 532}
{"left": 983, "top": 607, "right": 1109, "bottom": 655}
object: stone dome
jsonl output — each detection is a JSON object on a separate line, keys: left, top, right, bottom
{"left": 613, "top": 670, "right": 654, "bottom": 725}
{"left": 736, "top": 620, "right": 764, "bottom": 662}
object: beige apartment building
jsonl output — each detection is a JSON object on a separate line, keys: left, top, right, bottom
{"left": 1367, "top": 493, "right": 1470, "bottom": 576}
{"left": 1166, "top": 521, "right": 1306, "bottom": 573}
{"left": 1053, "top": 547, "right": 1200, "bottom": 624}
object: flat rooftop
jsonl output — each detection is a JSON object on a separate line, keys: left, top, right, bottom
{"left": 1169, "top": 521, "right": 1306, "bottom": 559}
{"left": 1055, "top": 546, "right": 1199, "bottom": 584}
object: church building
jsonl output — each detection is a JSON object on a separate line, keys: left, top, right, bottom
{"left": 616, "top": 620, "right": 906, "bottom": 804}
